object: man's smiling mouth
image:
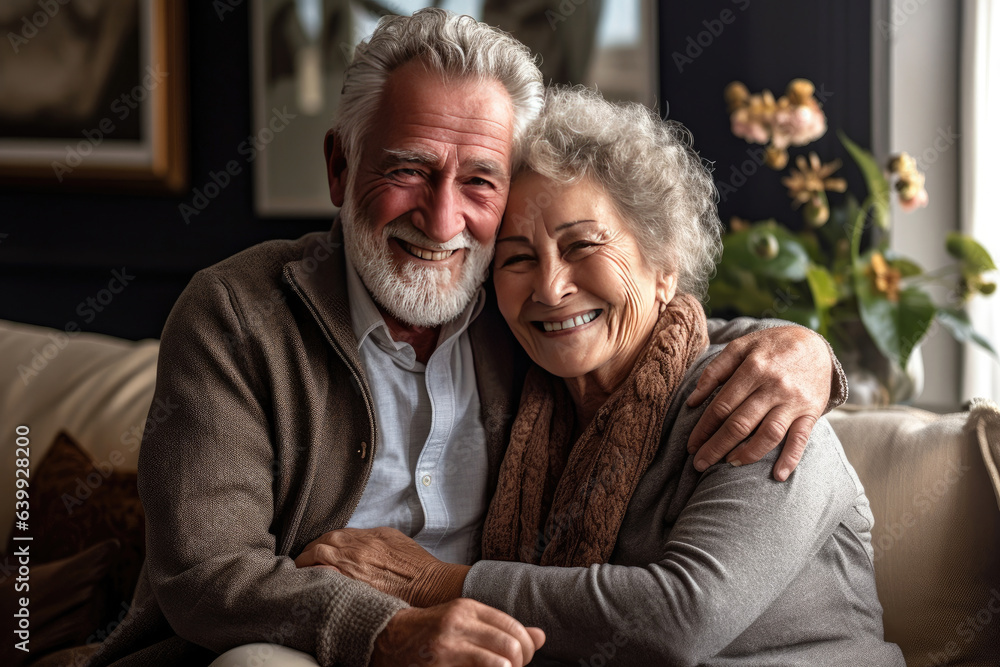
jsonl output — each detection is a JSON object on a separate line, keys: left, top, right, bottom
{"left": 397, "top": 239, "right": 458, "bottom": 261}
{"left": 534, "top": 309, "right": 602, "bottom": 333}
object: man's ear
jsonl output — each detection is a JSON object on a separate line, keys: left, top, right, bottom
{"left": 325, "top": 129, "right": 349, "bottom": 207}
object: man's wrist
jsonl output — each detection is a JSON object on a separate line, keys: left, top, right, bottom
{"left": 415, "top": 563, "right": 471, "bottom": 607}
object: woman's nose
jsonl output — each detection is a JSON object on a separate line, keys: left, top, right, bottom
{"left": 531, "top": 261, "right": 576, "bottom": 305}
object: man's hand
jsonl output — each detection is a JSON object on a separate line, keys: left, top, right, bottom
{"left": 372, "top": 601, "right": 545, "bottom": 667}
{"left": 294, "top": 527, "right": 469, "bottom": 607}
{"left": 686, "top": 326, "right": 833, "bottom": 481}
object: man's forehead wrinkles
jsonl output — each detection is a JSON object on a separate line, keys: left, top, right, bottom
{"left": 409, "top": 109, "right": 511, "bottom": 131}
{"left": 407, "top": 112, "right": 512, "bottom": 140}
{"left": 390, "top": 132, "right": 511, "bottom": 160}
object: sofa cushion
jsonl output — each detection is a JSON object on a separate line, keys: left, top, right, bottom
{"left": 0, "top": 539, "right": 120, "bottom": 667}
{"left": 972, "top": 397, "right": 1000, "bottom": 510}
{"left": 5, "top": 432, "right": 146, "bottom": 622}
{"left": 828, "top": 401, "right": 1000, "bottom": 667}
{"left": 0, "top": 319, "right": 158, "bottom": 548}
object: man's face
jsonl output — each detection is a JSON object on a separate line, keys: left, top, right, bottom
{"left": 336, "top": 60, "right": 516, "bottom": 328}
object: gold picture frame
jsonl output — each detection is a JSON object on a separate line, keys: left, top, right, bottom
{"left": 0, "top": 0, "right": 188, "bottom": 194}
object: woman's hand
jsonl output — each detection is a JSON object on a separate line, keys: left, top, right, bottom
{"left": 294, "top": 527, "right": 470, "bottom": 607}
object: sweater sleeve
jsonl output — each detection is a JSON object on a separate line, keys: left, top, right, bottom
{"left": 706, "top": 316, "right": 848, "bottom": 412}
{"left": 462, "top": 420, "right": 860, "bottom": 666}
{"left": 138, "top": 270, "right": 407, "bottom": 667}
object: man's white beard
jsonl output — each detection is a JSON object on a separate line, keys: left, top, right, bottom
{"left": 341, "top": 198, "right": 494, "bottom": 328}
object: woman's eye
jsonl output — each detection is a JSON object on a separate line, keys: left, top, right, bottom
{"left": 565, "top": 241, "right": 598, "bottom": 256}
{"left": 499, "top": 254, "right": 533, "bottom": 268}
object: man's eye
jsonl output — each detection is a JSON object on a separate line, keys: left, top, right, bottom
{"left": 467, "top": 177, "right": 494, "bottom": 187}
{"left": 391, "top": 168, "right": 422, "bottom": 179}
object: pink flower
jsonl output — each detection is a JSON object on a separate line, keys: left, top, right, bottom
{"left": 899, "top": 187, "right": 929, "bottom": 212}
{"left": 775, "top": 105, "right": 826, "bottom": 146}
{"left": 731, "top": 110, "right": 769, "bottom": 144}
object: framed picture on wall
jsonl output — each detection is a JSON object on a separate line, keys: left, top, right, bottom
{"left": 0, "top": 0, "right": 188, "bottom": 194}
{"left": 250, "top": 0, "right": 354, "bottom": 216}
{"left": 249, "top": 0, "right": 657, "bottom": 217}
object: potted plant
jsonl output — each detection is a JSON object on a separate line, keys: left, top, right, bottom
{"left": 709, "top": 79, "right": 997, "bottom": 404}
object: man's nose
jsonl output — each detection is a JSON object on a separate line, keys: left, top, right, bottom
{"left": 414, "top": 183, "right": 465, "bottom": 244}
{"left": 532, "top": 260, "right": 576, "bottom": 306}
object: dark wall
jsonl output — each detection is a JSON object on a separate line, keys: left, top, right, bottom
{"left": 0, "top": 0, "right": 873, "bottom": 341}
{"left": 0, "top": 2, "right": 330, "bottom": 341}
{"left": 659, "top": 0, "right": 872, "bottom": 225}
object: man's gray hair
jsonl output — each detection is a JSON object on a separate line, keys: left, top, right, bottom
{"left": 336, "top": 8, "right": 544, "bottom": 165}
{"left": 517, "top": 85, "right": 723, "bottom": 298}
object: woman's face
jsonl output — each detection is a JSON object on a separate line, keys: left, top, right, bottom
{"left": 494, "top": 173, "right": 677, "bottom": 384}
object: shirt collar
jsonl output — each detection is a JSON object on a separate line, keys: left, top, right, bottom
{"left": 345, "top": 252, "right": 486, "bottom": 361}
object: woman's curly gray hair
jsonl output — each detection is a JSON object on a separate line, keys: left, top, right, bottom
{"left": 517, "top": 85, "right": 723, "bottom": 298}
{"left": 336, "top": 8, "right": 544, "bottom": 166}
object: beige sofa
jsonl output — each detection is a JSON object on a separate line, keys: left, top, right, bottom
{"left": 2, "top": 318, "right": 999, "bottom": 666}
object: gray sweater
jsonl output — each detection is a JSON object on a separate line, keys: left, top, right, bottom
{"left": 464, "top": 352, "right": 905, "bottom": 666}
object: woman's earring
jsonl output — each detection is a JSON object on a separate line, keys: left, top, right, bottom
{"left": 659, "top": 301, "right": 667, "bottom": 313}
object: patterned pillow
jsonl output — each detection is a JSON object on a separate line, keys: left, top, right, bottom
{"left": 5, "top": 432, "right": 145, "bottom": 621}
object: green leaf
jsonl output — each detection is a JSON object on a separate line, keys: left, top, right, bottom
{"left": 706, "top": 273, "right": 778, "bottom": 315}
{"left": 936, "top": 308, "right": 999, "bottom": 361}
{"left": 854, "top": 261, "right": 936, "bottom": 368}
{"left": 946, "top": 232, "right": 997, "bottom": 276}
{"left": 839, "top": 131, "right": 890, "bottom": 230}
{"left": 720, "top": 222, "right": 811, "bottom": 282}
{"left": 780, "top": 307, "right": 821, "bottom": 330}
{"left": 806, "top": 264, "right": 839, "bottom": 309}
{"left": 885, "top": 255, "right": 923, "bottom": 277}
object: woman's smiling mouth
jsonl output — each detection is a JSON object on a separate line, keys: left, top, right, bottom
{"left": 534, "top": 309, "right": 602, "bottom": 333}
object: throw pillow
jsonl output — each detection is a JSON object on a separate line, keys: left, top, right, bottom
{"left": 0, "top": 539, "right": 119, "bottom": 667}
{"left": 5, "top": 431, "right": 145, "bottom": 622}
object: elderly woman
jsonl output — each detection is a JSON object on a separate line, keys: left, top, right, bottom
{"left": 297, "top": 86, "right": 904, "bottom": 665}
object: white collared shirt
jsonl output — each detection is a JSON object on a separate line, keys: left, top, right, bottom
{"left": 343, "top": 258, "right": 490, "bottom": 565}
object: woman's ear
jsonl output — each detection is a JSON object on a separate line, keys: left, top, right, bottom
{"left": 325, "top": 129, "right": 349, "bottom": 207}
{"left": 656, "top": 273, "right": 679, "bottom": 310}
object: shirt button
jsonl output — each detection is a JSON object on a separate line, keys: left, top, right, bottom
{"left": 421, "top": 474, "right": 432, "bottom": 486}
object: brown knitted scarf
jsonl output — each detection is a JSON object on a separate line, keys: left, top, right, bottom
{"left": 481, "top": 293, "right": 708, "bottom": 567}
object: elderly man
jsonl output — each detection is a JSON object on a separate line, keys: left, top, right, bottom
{"left": 71, "top": 9, "right": 844, "bottom": 667}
